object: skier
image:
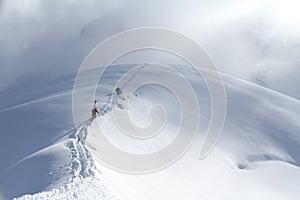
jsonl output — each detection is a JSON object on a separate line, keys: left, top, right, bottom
{"left": 91, "top": 100, "right": 99, "bottom": 120}
{"left": 116, "top": 87, "right": 122, "bottom": 95}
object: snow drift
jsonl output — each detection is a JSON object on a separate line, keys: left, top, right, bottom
{"left": 0, "top": 64, "right": 299, "bottom": 200}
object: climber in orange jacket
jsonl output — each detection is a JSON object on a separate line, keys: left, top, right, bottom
{"left": 91, "top": 100, "right": 99, "bottom": 120}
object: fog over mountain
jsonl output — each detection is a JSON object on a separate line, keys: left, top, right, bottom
{"left": 1, "top": 0, "right": 299, "bottom": 98}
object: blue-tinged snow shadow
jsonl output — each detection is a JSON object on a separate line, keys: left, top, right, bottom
{"left": 0, "top": 90, "right": 74, "bottom": 199}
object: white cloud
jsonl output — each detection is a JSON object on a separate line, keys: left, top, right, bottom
{"left": 179, "top": 0, "right": 300, "bottom": 98}
{"left": 0, "top": 0, "right": 299, "bottom": 98}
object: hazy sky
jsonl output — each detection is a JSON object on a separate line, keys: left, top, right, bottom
{"left": 0, "top": 0, "right": 299, "bottom": 98}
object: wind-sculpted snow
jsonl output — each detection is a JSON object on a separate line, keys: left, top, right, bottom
{"left": 15, "top": 177, "right": 114, "bottom": 200}
{"left": 0, "top": 64, "right": 299, "bottom": 200}
{"left": 14, "top": 120, "right": 115, "bottom": 200}
{"left": 84, "top": 65, "right": 300, "bottom": 199}
{"left": 67, "top": 121, "right": 95, "bottom": 179}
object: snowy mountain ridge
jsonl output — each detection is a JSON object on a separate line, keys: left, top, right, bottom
{"left": 0, "top": 64, "right": 299, "bottom": 200}
{"left": 13, "top": 94, "right": 122, "bottom": 200}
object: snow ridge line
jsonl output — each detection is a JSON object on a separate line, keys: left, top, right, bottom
{"left": 63, "top": 92, "right": 124, "bottom": 186}
{"left": 14, "top": 120, "right": 115, "bottom": 200}
{"left": 15, "top": 75, "right": 128, "bottom": 200}
{"left": 67, "top": 120, "right": 96, "bottom": 181}
{"left": 15, "top": 176, "right": 115, "bottom": 200}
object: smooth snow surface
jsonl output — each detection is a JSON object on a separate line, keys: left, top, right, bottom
{"left": 0, "top": 64, "right": 299, "bottom": 200}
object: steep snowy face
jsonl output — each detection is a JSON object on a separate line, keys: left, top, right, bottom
{"left": 87, "top": 64, "right": 300, "bottom": 170}
{"left": 219, "top": 76, "right": 300, "bottom": 168}
{"left": 0, "top": 69, "right": 117, "bottom": 200}
{"left": 85, "top": 64, "right": 300, "bottom": 200}
{"left": 13, "top": 121, "right": 116, "bottom": 200}
{"left": 1, "top": 64, "right": 300, "bottom": 200}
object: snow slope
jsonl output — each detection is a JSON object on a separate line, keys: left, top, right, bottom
{"left": 0, "top": 64, "right": 299, "bottom": 199}
{"left": 14, "top": 121, "right": 115, "bottom": 200}
{"left": 0, "top": 70, "right": 117, "bottom": 199}
{"left": 86, "top": 65, "right": 300, "bottom": 200}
